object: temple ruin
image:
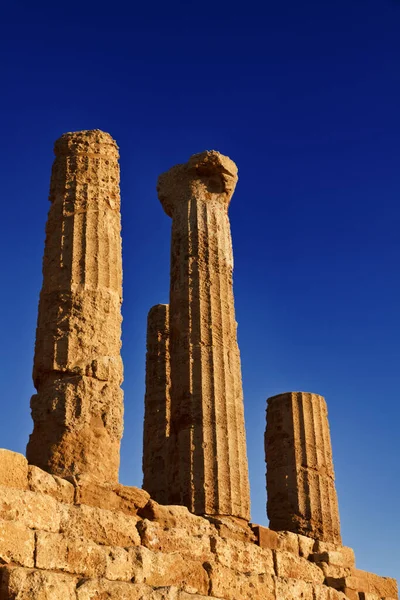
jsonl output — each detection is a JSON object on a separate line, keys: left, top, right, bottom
{"left": 143, "top": 303, "right": 171, "bottom": 504}
{"left": 0, "top": 130, "right": 397, "bottom": 600}
{"left": 147, "top": 151, "right": 250, "bottom": 519}
{"left": 26, "top": 130, "right": 124, "bottom": 484}
{"left": 265, "top": 392, "right": 341, "bottom": 544}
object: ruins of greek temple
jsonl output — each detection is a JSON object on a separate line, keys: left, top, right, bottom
{"left": 0, "top": 130, "right": 397, "bottom": 600}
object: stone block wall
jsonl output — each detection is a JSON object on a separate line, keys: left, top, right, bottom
{"left": 0, "top": 449, "right": 397, "bottom": 600}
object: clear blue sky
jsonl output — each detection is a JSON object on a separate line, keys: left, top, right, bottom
{"left": 1, "top": 0, "right": 399, "bottom": 582}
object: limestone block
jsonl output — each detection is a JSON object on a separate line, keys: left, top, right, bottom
{"left": 313, "top": 583, "right": 349, "bottom": 600}
{"left": 325, "top": 576, "right": 351, "bottom": 590}
{"left": 345, "top": 569, "right": 398, "bottom": 598}
{"left": 75, "top": 478, "right": 149, "bottom": 515}
{"left": 331, "top": 590, "right": 349, "bottom": 600}
{"left": 248, "top": 525, "right": 301, "bottom": 554}
{"left": 311, "top": 548, "right": 355, "bottom": 568}
{"left": 276, "top": 531, "right": 300, "bottom": 554}
{"left": 112, "top": 484, "right": 150, "bottom": 512}
{"left": 298, "top": 534, "right": 316, "bottom": 559}
{"left": 28, "top": 465, "right": 74, "bottom": 503}
{"left": 0, "top": 520, "right": 34, "bottom": 567}
{"left": 36, "top": 531, "right": 107, "bottom": 578}
{"left": 0, "top": 450, "right": 28, "bottom": 491}
{"left": 367, "top": 570, "right": 398, "bottom": 598}
{"left": 208, "top": 563, "right": 275, "bottom": 600}
{"left": 274, "top": 576, "right": 314, "bottom": 600}
{"left": 59, "top": 503, "right": 140, "bottom": 546}
{"left": 148, "top": 588, "right": 181, "bottom": 600}
{"left": 206, "top": 516, "right": 256, "bottom": 543}
{"left": 210, "top": 535, "right": 274, "bottom": 575}
{"left": 139, "top": 500, "right": 213, "bottom": 532}
{"left": 338, "top": 571, "right": 370, "bottom": 594}
{"left": 330, "top": 590, "right": 350, "bottom": 600}
{"left": 318, "top": 564, "right": 352, "bottom": 580}
{"left": 252, "top": 525, "right": 279, "bottom": 549}
{"left": 75, "top": 579, "right": 160, "bottom": 600}
{"left": 0, "top": 486, "right": 60, "bottom": 532}
{"left": 0, "top": 566, "right": 77, "bottom": 600}
{"left": 105, "top": 546, "right": 134, "bottom": 582}
{"left": 313, "top": 540, "right": 340, "bottom": 553}
{"left": 324, "top": 569, "right": 392, "bottom": 598}
{"left": 150, "top": 588, "right": 179, "bottom": 600}
{"left": 138, "top": 519, "right": 212, "bottom": 560}
{"left": 313, "top": 544, "right": 357, "bottom": 580}
{"left": 274, "top": 550, "right": 325, "bottom": 584}
{"left": 339, "top": 547, "right": 356, "bottom": 566}
{"left": 343, "top": 590, "right": 360, "bottom": 600}
{"left": 178, "top": 594, "right": 224, "bottom": 600}
{"left": 129, "top": 546, "right": 209, "bottom": 595}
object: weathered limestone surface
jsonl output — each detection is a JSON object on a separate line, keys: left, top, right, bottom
{"left": 1, "top": 134, "right": 397, "bottom": 598}
{"left": 0, "top": 450, "right": 28, "bottom": 490}
{"left": 143, "top": 304, "right": 171, "bottom": 503}
{"left": 28, "top": 465, "right": 75, "bottom": 504}
{"left": 74, "top": 478, "right": 150, "bottom": 515}
{"left": 0, "top": 520, "right": 35, "bottom": 568}
{"left": 26, "top": 130, "right": 124, "bottom": 483}
{"left": 0, "top": 567, "right": 78, "bottom": 600}
{"left": 265, "top": 392, "right": 341, "bottom": 543}
{"left": 157, "top": 151, "right": 250, "bottom": 519}
{"left": 0, "top": 453, "right": 397, "bottom": 600}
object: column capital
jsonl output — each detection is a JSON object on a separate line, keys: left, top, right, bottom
{"left": 157, "top": 150, "right": 238, "bottom": 217}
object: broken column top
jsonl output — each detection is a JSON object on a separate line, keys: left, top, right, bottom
{"left": 268, "top": 392, "right": 325, "bottom": 403}
{"left": 54, "top": 129, "right": 119, "bottom": 158}
{"left": 157, "top": 150, "right": 238, "bottom": 217}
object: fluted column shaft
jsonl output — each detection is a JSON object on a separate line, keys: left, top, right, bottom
{"left": 27, "top": 130, "right": 124, "bottom": 483}
{"left": 143, "top": 304, "right": 171, "bottom": 503}
{"left": 265, "top": 392, "right": 341, "bottom": 543}
{"left": 158, "top": 151, "right": 250, "bottom": 519}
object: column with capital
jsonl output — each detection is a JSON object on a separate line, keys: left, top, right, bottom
{"left": 157, "top": 151, "right": 250, "bottom": 519}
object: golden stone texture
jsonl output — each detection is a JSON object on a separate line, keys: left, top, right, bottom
{"left": 143, "top": 304, "right": 171, "bottom": 503}
{"left": 0, "top": 450, "right": 28, "bottom": 490}
{"left": 0, "top": 451, "right": 397, "bottom": 600}
{"left": 0, "top": 133, "right": 397, "bottom": 597}
{"left": 265, "top": 392, "right": 341, "bottom": 543}
{"left": 156, "top": 151, "right": 250, "bottom": 519}
{"left": 26, "top": 130, "right": 123, "bottom": 483}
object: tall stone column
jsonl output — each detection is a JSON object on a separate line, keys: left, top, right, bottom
{"left": 265, "top": 391, "right": 341, "bottom": 543}
{"left": 26, "top": 130, "right": 124, "bottom": 484}
{"left": 143, "top": 304, "right": 171, "bottom": 503}
{"left": 157, "top": 151, "right": 250, "bottom": 520}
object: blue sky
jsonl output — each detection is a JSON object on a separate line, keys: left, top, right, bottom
{"left": 1, "top": 0, "right": 399, "bottom": 582}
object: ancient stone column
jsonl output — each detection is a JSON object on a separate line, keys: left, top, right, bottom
{"left": 26, "top": 130, "right": 124, "bottom": 484}
{"left": 265, "top": 391, "right": 341, "bottom": 543}
{"left": 157, "top": 151, "right": 250, "bottom": 520}
{"left": 143, "top": 304, "right": 171, "bottom": 503}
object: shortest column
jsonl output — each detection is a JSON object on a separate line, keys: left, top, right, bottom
{"left": 265, "top": 391, "right": 341, "bottom": 544}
